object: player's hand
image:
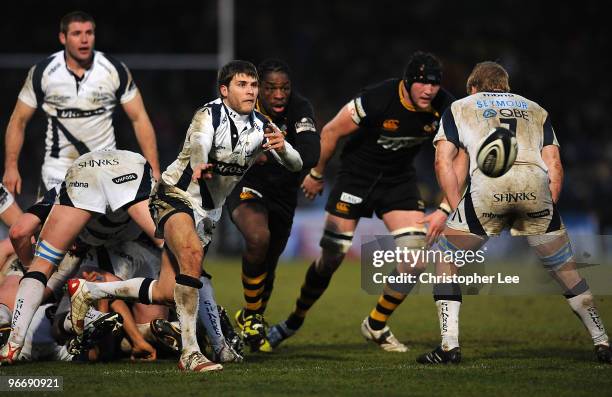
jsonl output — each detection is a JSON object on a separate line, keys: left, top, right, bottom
{"left": 131, "top": 340, "right": 157, "bottom": 361}
{"left": 301, "top": 174, "right": 324, "bottom": 200}
{"left": 2, "top": 167, "right": 22, "bottom": 195}
{"left": 82, "top": 271, "right": 106, "bottom": 282}
{"left": 152, "top": 168, "right": 161, "bottom": 183}
{"left": 419, "top": 210, "right": 448, "bottom": 246}
{"left": 192, "top": 163, "right": 214, "bottom": 182}
{"left": 263, "top": 123, "right": 286, "bottom": 153}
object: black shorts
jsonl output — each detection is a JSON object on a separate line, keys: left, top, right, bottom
{"left": 325, "top": 172, "right": 425, "bottom": 220}
{"left": 225, "top": 180, "right": 295, "bottom": 234}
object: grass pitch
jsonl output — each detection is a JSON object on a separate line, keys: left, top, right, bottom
{"left": 2, "top": 259, "right": 612, "bottom": 396}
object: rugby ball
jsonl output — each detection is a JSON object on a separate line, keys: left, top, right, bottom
{"left": 476, "top": 127, "right": 518, "bottom": 177}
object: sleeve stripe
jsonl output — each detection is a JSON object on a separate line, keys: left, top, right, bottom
{"left": 441, "top": 108, "right": 461, "bottom": 147}
{"left": 32, "top": 56, "right": 55, "bottom": 107}
{"left": 105, "top": 54, "right": 128, "bottom": 100}
{"left": 543, "top": 115, "right": 556, "bottom": 145}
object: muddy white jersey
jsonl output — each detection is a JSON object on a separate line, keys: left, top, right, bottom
{"left": 18, "top": 50, "right": 138, "bottom": 188}
{"left": 161, "top": 98, "right": 272, "bottom": 218}
{"left": 434, "top": 91, "right": 559, "bottom": 179}
{"left": 434, "top": 92, "right": 563, "bottom": 236}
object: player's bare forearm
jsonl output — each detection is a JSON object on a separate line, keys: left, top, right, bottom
{"left": 314, "top": 105, "right": 359, "bottom": 174}
{"left": 3, "top": 101, "right": 34, "bottom": 194}
{"left": 542, "top": 145, "right": 563, "bottom": 203}
{"left": 435, "top": 141, "right": 461, "bottom": 209}
{"left": 453, "top": 147, "right": 469, "bottom": 198}
{"left": 132, "top": 120, "right": 160, "bottom": 179}
{"left": 123, "top": 92, "right": 161, "bottom": 179}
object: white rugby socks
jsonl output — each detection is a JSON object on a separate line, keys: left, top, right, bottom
{"left": 436, "top": 300, "right": 461, "bottom": 351}
{"left": 567, "top": 292, "right": 609, "bottom": 345}
{"left": 198, "top": 277, "right": 225, "bottom": 353}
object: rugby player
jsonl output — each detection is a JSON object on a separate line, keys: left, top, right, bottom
{"left": 226, "top": 59, "right": 320, "bottom": 352}
{"left": 67, "top": 60, "right": 303, "bottom": 372}
{"left": 0, "top": 149, "right": 159, "bottom": 365}
{"left": 268, "top": 51, "right": 456, "bottom": 351}
{"left": 2, "top": 11, "right": 160, "bottom": 197}
{"left": 417, "top": 61, "right": 612, "bottom": 364}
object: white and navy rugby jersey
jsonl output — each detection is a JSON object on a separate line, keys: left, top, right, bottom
{"left": 434, "top": 92, "right": 559, "bottom": 176}
{"left": 18, "top": 50, "right": 138, "bottom": 171}
{"left": 161, "top": 98, "right": 302, "bottom": 215}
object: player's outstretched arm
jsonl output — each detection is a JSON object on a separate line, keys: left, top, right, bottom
{"left": 123, "top": 92, "right": 161, "bottom": 181}
{"left": 542, "top": 145, "right": 563, "bottom": 203}
{"left": 301, "top": 104, "right": 359, "bottom": 200}
{"left": 264, "top": 123, "right": 303, "bottom": 172}
{"left": 3, "top": 100, "right": 36, "bottom": 195}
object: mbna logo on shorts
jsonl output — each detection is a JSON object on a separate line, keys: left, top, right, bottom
{"left": 483, "top": 109, "right": 497, "bottom": 118}
{"left": 112, "top": 173, "right": 138, "bottom": 184}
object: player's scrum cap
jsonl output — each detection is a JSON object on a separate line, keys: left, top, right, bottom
{"left": 403, "top": 51, "right": 442, "bottom": 87}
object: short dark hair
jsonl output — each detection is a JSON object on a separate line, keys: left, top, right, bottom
{"left": 60, "top": 11, "right": 95, "bottom": 34}
{"left": 258, "top": 58, "right": 291, "bottom": 81}
{"left": 466, "top": 61, "right": 510, "bottom": 94}
{"left": 403, "top": 51, "right": 442, "bottom": 87}
{"left": 217, "top": 60, "right": 258, "bottom": 91}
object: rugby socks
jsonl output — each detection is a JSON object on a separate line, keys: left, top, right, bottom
{"left": 8, "top": 272, "right": 47, "bottom": 347}
{"left": 174, "top": 275, "right": 203, "bottom": 353}
{"left": 286, "top": 261, "right": 333, "bottom": 331}
{"left": 433, "top": 283, "right": 462, "bottom": 351}
{"left": 368, "top": 288, "right": 407, "bottom": 330}
{"left": 260, "top": 276, "right": 275, "bottom": 313}
{"left": 198, "top": 277, "right": 225, "bottom": 352}
{"left": 85, "top": 278, "right": 155, "bottom": 304}
{"left": 565, "top": 279, "right": 609, "bottom": 345}
{"left": 241, "top": 258, "right": 267, "bottom": 316}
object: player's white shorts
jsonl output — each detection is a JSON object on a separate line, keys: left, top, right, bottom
{"left": 447, "top": 165, "right": 564, "bottom": 236}
{"left": 150, "top": 182, "right": 220, "bottom": 247}
{"left": 78, "top": 240, "right": 161, "bottom": 280}
{"left": 41, "top": 157, "right": 73, "bottom": 194}
{"left": 0, "top": 183, "right": 15, "bottom": 215}
{"left": 58, "top": 150, "right": 153, "bottom": 214}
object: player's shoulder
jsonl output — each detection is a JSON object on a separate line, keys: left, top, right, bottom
{"left": 30, "top": 51, "right": 62, "bottom": 75}
{"left": 95, "top": 51, "right": 128, "bottom": 72}
{"left": 360, "top": 78, "right": 400, "bottom": 97}
{"left": 189, "top": 98, "right": 223, "bottom": 131}
{"left": 432, "top": 87, "right": 455, "bottom": 114}
{"left": 287, "top": 91, "right": 315, "bottom": 119}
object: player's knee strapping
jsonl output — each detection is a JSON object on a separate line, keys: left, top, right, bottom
{"left": 320, "top": 229, "right": 353, "bottom": 255}
{"left": 532, "top": 238, "right": 574, "bottom": 271}
{"left": 34, "top": 239, "right": 67, "bottom": 267}
{"left": 392, "top": 227, "right": 426, "bottom": 250}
